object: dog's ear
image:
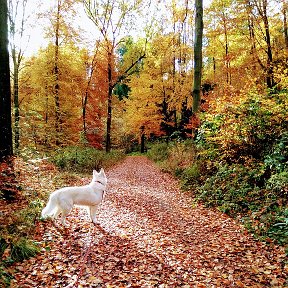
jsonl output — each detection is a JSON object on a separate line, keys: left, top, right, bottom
{"left": 99, "top": 168, "right": 105, "bottom": 174}
{"left": 93, "top": 170, "right": 97, "bottom": 177}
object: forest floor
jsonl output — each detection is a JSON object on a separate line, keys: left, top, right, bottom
{"left": 7, "top": 156, "right": 288, "bottom": 287}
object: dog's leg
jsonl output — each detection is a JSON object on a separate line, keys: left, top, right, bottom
{"left": 89, "top": 205, "right": 99, "bottom": 224}
{"left": 53, "top": 207, "right": 61, "bottom": 220}
{"left": 60, "top": 209, "right": 71, "bottom": 226}
{"left": 58, "top": 200, "right": 73, "bottom": 226}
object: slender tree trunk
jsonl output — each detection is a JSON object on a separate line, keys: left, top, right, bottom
{"left": 223, "top": 16, "right": 230, "bottom": 85}
{"left": 213, "top": 56, "right": 216, "bottom": 82}
{"left": 83, "top": 89, "right": 88, "bottom": 135}
{"left": 12, "top": 49, "right": 20, "bottom": 151}
{"left": 283, "top": 0, "right": 288, "bottom": 49}
{"left": 0, "top": 0, "right": 13, "bottom": 159}
{"left": 106, "top": 49, "right": 113, "bottom": 152}
{"left": 192, "top": 0, "right": 203, "bottom": 113}
{"left": 253, "top": 0, "right": 274, "bottom": 88}
{"left": 45, "top": 85, "right": 49, "bottom": 146}
{"left": 140, "top": 126, "right": 145, "bottom": 153}
{"left": 82, "top": 47, "right": 98, "bottom": 138}
{"left": 54, "top": 0, "right": 61, "bottom": 145}
{"left": 262, "top": 1, "right": 274, "bottom": 88}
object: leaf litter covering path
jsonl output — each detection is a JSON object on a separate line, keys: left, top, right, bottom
{"left": 12, "top": 156, "right": 287, "bottom": 287}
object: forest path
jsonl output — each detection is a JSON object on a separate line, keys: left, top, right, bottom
{"left": 12, "top": 156, "right": 287, "bottom": 287}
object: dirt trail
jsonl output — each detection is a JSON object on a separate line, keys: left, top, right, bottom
{"left": 12, "top": 156, "right": 287, "bottom": 287}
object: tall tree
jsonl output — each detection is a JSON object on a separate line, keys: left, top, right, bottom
{"left": 253, "top": 0, "right": 274, "bottom": 88}
{"left": 84, "top": 0, "right": 145, "bottom": 152}
{"left": 0, "top": 0, "right": 13, "bottom": 159}
{"left": 82, "top": 41, "right": 99, "bottom": 137}
{"left": 192, "top": 0, "right": 203, "bottom": 113}
{"left": 43, "top": 0, "right": 79, "bottom": 145}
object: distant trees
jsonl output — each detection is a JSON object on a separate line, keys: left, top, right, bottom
{"left": 3, "top": 0, "right": 288, "bottom": 153}
{"left": 205, "top": 0, "right": 284, "bottom": 93}
{"left": 0, "top": 0, "right": 13, "bottom": 159}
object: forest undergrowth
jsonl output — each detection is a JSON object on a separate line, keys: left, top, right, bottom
{"left": 146, "top": 90, "right": 288, "bottom": 252}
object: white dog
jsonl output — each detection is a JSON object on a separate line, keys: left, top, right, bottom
{"left": 41, "top": 169, "right": 107, "bottom": 225}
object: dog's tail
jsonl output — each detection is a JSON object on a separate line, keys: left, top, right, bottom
{"left": 41, "top": 194, "right": 58, "bottom": 218}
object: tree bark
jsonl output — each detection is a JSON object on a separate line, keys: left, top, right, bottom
{"left": 54, "top": 0, "right": 61, "bottom": 145}
{"left": 140, "top": 126, "right": 145, "bottom": 153}
{"left": 253, "top": 0, "right": 274, "bottom": 88}
{"left": 0, "top": 0, "right": 13, "bottom": 159}
{"left": 283, "top": 0, "right": 288, "bottom": 49}
{"left": 262, "top": 1, "right": 274, "bottom": 88}
{"left": 106, "top": 49, "right": 113, "bottom": 152}
{"left": 12, "top": 48, "right": 20, "bottom": 151}
{"left": 192, "top": 0, "right": 203, "bottom": 113}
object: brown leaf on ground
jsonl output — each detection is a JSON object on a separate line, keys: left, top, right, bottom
{"left": 9, "top": 156, "right": 288, "bottom": 287}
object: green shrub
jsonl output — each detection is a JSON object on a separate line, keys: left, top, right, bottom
{"left": 243, "top": 207, "right": 288, "bottom": 246}
{"left": 0, "top": 264, "right": 13, "bottom": 288}
{"left": 51, "top": 146, "right": 125, "bottom": 172}
{"left": 146, "top": 142, "right": 169, "bottom": 162}
{"left": 180, "top": 164, "right": 200, "bottom": 189}
{"left": 0, "top": 238, "right": 8, "bottom": 258}
{"left": 195, "top": 164, "right": 264, "bottom": 216}
{"left": 10, "top": 238, "right": 40, "bottom": 262}
{"left": 267, "top": 214, "right": 288, "bottom": 246}
{"left": 266, "top": 172, "right": 288, "bottom": 195}
{"left": 264, "top": 132, "right": 288, "bottom": 173}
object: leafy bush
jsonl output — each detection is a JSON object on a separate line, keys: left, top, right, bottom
{"left": 10, "top": 238, "right": 40, "bottom": 262}
{"left": 0, "top": 237, "right": 40, "bottom": 286}
{"left": 51, "top": 146, "right": 125, "bottom": 172}
{"left": 266, "top": 172, "right": 288, "bottom": 195}
{"left": 199, "top": 92, "right": 288, "bottom": 163}
{"left": 264, "top": 132, "right": 288, "bottom": 173}
{"left": 0, "top": 263, "right": 13, "bottom": 288}
{"left": 147, "top": 140, "right": 196, "bottom": 171}
{"left": 180, "top": 163, "right": 200, "bottom": 189}
{"left": 146, "top": 142, "right": 169, "bottom": 163}
{"left": 267, "top": 212, "right": 288, "bottom": 246}
{"left": 195, "top": 164, "right": 255, "bottom": 215}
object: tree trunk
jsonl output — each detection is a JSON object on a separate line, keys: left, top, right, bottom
{"left": 262, "top": 1, "right": 274, "bottom": 88}
{"left": 140, "top": 126, "right": 145, "bottom": 153}
{"left": 253, "top": 0, "right": 274, "bottom": 88}
{"left": 54, "top": 0, "right": 61, "bottom": 145}
{"left": 192, "top": 0, "right": 203, "bottom": 113}
{"left": 83, "top": 89, "right": 88, "bottom": 135}
{"left": 223, "top": 15, "right": 230, "bottom": 85}
{"left": 283, "top": 0, "right": 288, "bottom": 49}
{"left": 106, "top": 49, "right": 113, "bottom": 153}
{"left": 0, "top": 0, "right": 13, "bottom": 159}
{"left": 82, "top": 48, "right": 98, "bottom": 139}
{"left": 12, "top": 49, "right": 20, "bottom": 152}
